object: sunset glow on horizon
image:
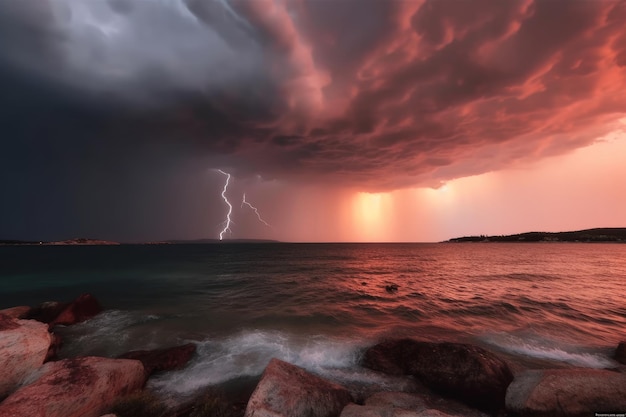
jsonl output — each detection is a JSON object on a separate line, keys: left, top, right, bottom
{"left": 1, "top": 0, "right": 625, "bottom": 242}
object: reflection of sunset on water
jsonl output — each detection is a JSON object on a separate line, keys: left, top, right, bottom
{"left": 316, "top": 243, "right": 626, "bottom": 347}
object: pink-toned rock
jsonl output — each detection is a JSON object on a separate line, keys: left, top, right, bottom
{"left": 0, "top": 356, "right": 146, "bottom": 417}
{"left": 50, "top": 293, "right": 103, "bottom": 326}
{"left": 45, "top": 333, "right": 63, "bottom": 362}
{"left": 341, "top": 391, "right": 489, "bottom": 417}
{"left": 0, "top": 316, "right": 52, "bottom": 399}
{"left": 244, "top": 358, "right": 352, "bottom": 417}
{"left": 118, "top": 343, "right": 196, "bottom": 376}
{"left": 505, "top": 368, "right": 626, "bottom": 417}
{"left": 0, "top": 306, "right": 31, "bottom": 319}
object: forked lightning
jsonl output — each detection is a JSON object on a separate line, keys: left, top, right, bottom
{"left": 217, "top": 169, "right": 233, "bottom": 240}
{"left": 242, "top": 193, "right": 271, "bottom": 227}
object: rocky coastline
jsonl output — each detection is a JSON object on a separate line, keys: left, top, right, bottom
{"left": 1, "top": 294, "right": 625, "bottom": 417}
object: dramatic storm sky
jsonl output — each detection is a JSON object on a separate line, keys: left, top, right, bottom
{"left": 1, "top": 0, "right": 626, "bottom": 242}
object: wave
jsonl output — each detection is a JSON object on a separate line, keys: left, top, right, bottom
{"left": 148, "top": 330, "right": 362, "bottom": 394}
{"left": 481, "top": 332, "right": 616, "bottom": 368}
{"left": 55, "top": 310, "right": 175, "bottom": 358}
{"left": 148, "top": 329, "right": 415, "bottom": 397}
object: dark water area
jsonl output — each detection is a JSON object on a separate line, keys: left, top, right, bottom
{"left": 1, "top": 243, "right": 625, "bottom": 398}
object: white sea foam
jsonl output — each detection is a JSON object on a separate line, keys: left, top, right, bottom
{"left": 55, "top": 310, "right": 165, "bottom": 357}
{"left": 148, "top": 329, "right": 393, "bottom": 396}
{"left": 481, "top": 332, "right": 616, "bottom": 368}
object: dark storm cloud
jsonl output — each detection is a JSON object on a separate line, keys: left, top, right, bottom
{"left": 2, "top": 0, "right": 626, "bottom": 238}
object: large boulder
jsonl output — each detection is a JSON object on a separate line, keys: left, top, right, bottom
{"left": 0, "top": 356, "right": 146, "bottom": 417}
{"left": 340, "top": 391, "right": 489, "bottom": 417}
{"left": 50, "top": 293, "right": 103, "bottom": 326}
{"left": 615, "top": 341, "right": 626, "bottom": 365}
{"left": 0, "top": 315, "right": 52, "bottom": 399}
{"left": 506, "top": 368, "right": 626, "bottom": 417}
{"left": 118, "top": 343, "right": 197, "bottom": 376}
{"left": 363, "top": 339, "right": 513, "bottom": 413}
{"left": 244, "top": 358, "right": 352, "bottom": 417}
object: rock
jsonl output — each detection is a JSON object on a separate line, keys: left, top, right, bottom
{"left": 118, "top": 343, "right": 197, "bottom": 376}
{"left": 615, "top": 341, "right": 626, "bottom": 364}
{"left": 506, "top": 368, "right": 626, "bottom": 417}
{"left": 106, "top": 391, "right": 170, "bottom": 417}
{"left": 244, "top": 358, "right": 352, "bottom": 417}
{"left": 26, "top": 301, "right": 70, "bottom": 324}
{"left": 385, "top": 284, "right": 399, "bottom": 293}
{"left": 0, "top": 356, "right": 146, "bottom": 417}
{"left": 0, "top": 314, "right": 19, "bottom": 330}
{"left": 340, "top": 370, "right": 426, "bottom": 405}
{"left": 45, "top": 333, "right": 63, "bottom": 362}
{"left": 50, "top": 293, "right": 103, "bottom": 326}
{"left": 0, "top": 316, "right": 52, "bottom": 399}
{"left": 0, "top": 306, "right": 31, "bottom": 319}
{"left": 363, "top": 339, "right": 513, "bottom": 413}
{"left": 340, "top": 391, "right": 489, "bottom": 417}
{"left": 26, "top": 294, "right": 103, "bottom": 326}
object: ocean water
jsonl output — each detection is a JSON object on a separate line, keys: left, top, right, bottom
{"left": 1, "top": 243, "right": 625, "bottom": 398}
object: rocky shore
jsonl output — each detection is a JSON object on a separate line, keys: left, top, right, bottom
{"left": 1, "top": 295, "right": 625, "bottom": 417}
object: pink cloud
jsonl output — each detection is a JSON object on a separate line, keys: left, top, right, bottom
{"left": 253, "top": 0, "right": 626, "bottom": 190}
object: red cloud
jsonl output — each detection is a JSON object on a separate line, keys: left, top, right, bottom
{"left": 235, "top": 0, "right": 626, "bottom": 190}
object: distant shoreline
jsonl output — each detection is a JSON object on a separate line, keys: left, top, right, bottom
{"left": 2, "top": 229, "right": 626, "bottom": 245}
{"left": 0, "top": 238, "right": 281, "bottom": 246}
{"left": 447, "top": 227, "right": 626, "bottom": 243}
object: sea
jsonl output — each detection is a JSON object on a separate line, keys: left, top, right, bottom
{"left": 1, "top": 242, "right": 625, "bottom": 401}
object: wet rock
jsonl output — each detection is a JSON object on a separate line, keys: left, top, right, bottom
{"left": 363, "top": 339, "right": 513, "bottom": 413}
{"left": 385, "top": 284, "right": 399, "bottom": 293}
{"left": 244, "top": 358, "right": 352, "bottom": 417}
{"left": 0, "top": 314, "right": 20, "bottom": 330}
{"left": 27, "top": 301, "right": 70, "bottom": 324}
{"left": 0, "top": 316, "right": 52, "bottom": 399}
{"left": 50, "top": 293, "right": 103, "bottom": 326}
{"left": 45, "top": 332, "right": 63, "bottom": 362}
{"left": 0, "top": 356, "right": 146, "bottom": 417}
{"left": 340, "top": 370, "right": 426, "bottom": 405}
{"left": 341, "top": 391, "right": 489, "bottom": 417}
{"left": 0, "top": 306, "right": 31, "bottom": 319}
{"left": 106, "top": 391, "right": 170, "bottom": 417}
{"left": 615, "top": 341, "right": 626, "bottom": 365}
{"left": 506, "top": 368, "right": 626, "bottom": 417}
{"left": 118, "top": 343, "right": 197, "bottom": 376}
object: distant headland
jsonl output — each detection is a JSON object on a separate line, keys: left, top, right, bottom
{"left": 0, "top": 238, "right": 280, "bottom": 246}
{"left": 447, "top": 228, "right": 626, "bottom": 243}
{"left": 0, "top": 238, "right": 120, "bottom": 246}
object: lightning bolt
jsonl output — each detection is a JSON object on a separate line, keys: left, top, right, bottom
{"left": 241, "top": 193, "right": 271, "bottom": 227}
{"left": 217, "top": 169, "right": 233, "bottom": 240}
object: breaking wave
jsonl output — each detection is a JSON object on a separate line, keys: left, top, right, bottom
{"left": 481, "top": 332, "right": 616, "bottom": 368}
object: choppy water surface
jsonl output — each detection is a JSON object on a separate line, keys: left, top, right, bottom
{"left": 1, "top": 243, "right": 625, "bottom": 396}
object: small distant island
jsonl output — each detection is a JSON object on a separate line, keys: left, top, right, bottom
{"left": 447, "top": 228, "right": 626, "bottom": 243}
{"left": 0, "top": 238, "right": 121, "bottom": 246}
